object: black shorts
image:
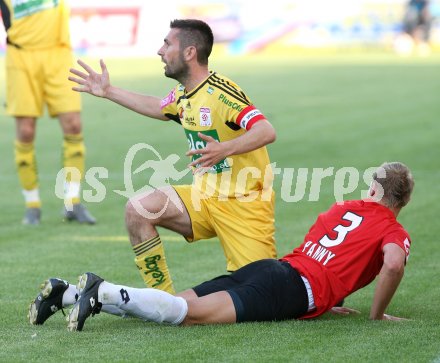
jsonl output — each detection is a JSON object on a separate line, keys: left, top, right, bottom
{"left": 192, "top": 259, "right": 309, "bottom": 323}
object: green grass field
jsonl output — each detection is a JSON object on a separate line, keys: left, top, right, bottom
{"left": 0, "top": 53, "right": 439, "bottom": 362}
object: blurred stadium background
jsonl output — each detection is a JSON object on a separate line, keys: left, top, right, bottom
{"left": 1, "top": 0, "right": 439, "bottom": 57}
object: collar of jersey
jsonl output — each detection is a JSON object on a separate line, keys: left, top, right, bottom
{"left": 363, "top": 200, "right": 397, "bottom": 219}
{"left": 184, "top": 71, "right": 215, "bottom": 98}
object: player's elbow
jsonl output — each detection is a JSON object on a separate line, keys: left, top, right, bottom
{"left": 382, "top": 244, "right": 406, "bottom": 277}
{"left": 252, "top": 120, "right": 276, "bottom": 145}
{"left": 267, "top": 127, "right": 276, "bottom": 144}
{"left": 383, "top": 259, "right": 405, "bottom": 277}
{"left": 262, "top": 122, "right": 276, "bottom": 144}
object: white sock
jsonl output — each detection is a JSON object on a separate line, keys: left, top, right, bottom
{"left": 62, "top": 284, "right": 79, "bottom": 307}
{"left": 98, "top": 281, "right": 188, "bottom": 325}
{"left": 61, "top": 282, "right": 127, "bottom": 317}
{"left": 101, "top": 304, "right": 129, "bottom": 318}
{"left": 64, "top": 181, "right": 81, "bottom": 200}
{"left": 22, "top": 188, "right": 40, "bottom": 205}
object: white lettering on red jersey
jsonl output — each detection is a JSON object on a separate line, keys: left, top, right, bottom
{"left": 281, "top": 200, "right": 411, "bottom": 319}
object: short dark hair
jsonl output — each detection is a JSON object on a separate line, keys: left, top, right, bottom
{"left": 373, "top": 162, "right": 414, "bottom": 209}
{"left": 170, "top": 19, "right": 214, "bottom": 65}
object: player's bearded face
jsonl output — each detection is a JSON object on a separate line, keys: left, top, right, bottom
{"left": 164, "top": 49, "right": 189, "bottom": 81}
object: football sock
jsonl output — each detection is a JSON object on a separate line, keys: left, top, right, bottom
{"left": 22, "top": 189, "right": 41, "bottom": 209}
{"left": 61, "top": 282, "right": 127, "bottom": 317}
{"left": 133, "top": 236, "right": 175, "bottom": 294}
{"left": 101, "top": 304, "right": 128, "bottom": 318}
{"left": 62, "top": 283, "right": 79, "bottom": 306}
{"left": 64, "top": 181, "right": 81, "bottom": 206}
{"left": 63, "top": 133, "right": 85, "bottom": 205}
{"left": 15, "top": 140, "right": 40, "bottom": 208}
{"left": 98, "top": 281, "right": 187, "bottom": 324}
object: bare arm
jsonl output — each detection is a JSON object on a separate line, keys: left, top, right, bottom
{"left": 222, "top": 120, "right": 276, "bottom": 155}
{"left": 186, "top": 120, "right": 276, "bottom": 172}
{"left": 69, "top": 59, "right": 168, "bottom": 120}
{"left": 104, "top": 85, "right": 167, "bottom": 120}
{"left": 370, "top": 243, "right": 406, "bottom": 320}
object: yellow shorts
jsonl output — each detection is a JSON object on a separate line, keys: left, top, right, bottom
{"left": 173, "top": 185, "right": 277, "bottom": 272}
{"left": 5, "top": 45, "right": 81, "bottom": 117}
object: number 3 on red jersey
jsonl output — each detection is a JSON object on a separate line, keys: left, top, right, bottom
{"left": 319, "top": 212, "right": 363, "bottom": 248}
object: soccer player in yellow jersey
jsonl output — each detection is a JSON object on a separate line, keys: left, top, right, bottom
{"left": 0, "top": 0, "right": 95, "bottom": 225}
{"left": 69, "top": 19, "right": 277, "bottom": 294}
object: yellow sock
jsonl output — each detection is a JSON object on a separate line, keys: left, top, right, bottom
{"left": 63, "top": 134, "right": 85, "bottom": 205}
{"left": 15, "top": 140, "right": 41, "bottom": 208}
{"left": 133, "top": 236, "right": 175, "bottom": 294}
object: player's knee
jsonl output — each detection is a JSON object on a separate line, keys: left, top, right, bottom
{"left": 67, "top": 124, "right": 82, "bottom": 134}
{"left": 17, "top": 124, "right": 36, "bottom": 143}
{"left": 125, "top": 197, "right": 157, "bottom": 226}
{"left": 125, "top": 199, "right": 141, "bottom": 227}
{"left": 59, "top": 112, "right": 82, "bottom": 134}
{"left": 125, "top": 190, "right": 174, "bottom": 233}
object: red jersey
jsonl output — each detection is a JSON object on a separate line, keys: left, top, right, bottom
{"left": 281, "top": 200, "right": 411, "bottom": 319}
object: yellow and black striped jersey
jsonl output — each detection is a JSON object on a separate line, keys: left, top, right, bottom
{"left": 0, "top": 0, "right": 71, "bottom": 49}
{"left": 161, "top": 72, "right": 273, "bottom": 199}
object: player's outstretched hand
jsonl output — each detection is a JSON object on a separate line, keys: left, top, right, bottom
{"left": 329, "top": 306, "right": 361, "bottom": 316}
{"left": 69, "top": 59, "right": 110, "bottom": 98}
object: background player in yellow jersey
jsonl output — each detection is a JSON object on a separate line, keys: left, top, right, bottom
{"left": 69, "top": 19, "right": 277, "bottom": 294}
{"left": 0, "top": 0, "right": 95, "bottom": 225}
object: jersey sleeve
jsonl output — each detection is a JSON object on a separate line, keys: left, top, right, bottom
{"left": 212, "top": 74, "right": 267, "bottom": 131}
{"left": 160, "top": 88, "right": 180, "bottom": 123}
{"left": 381, "top": 230, "right": 411, "bottom": 263}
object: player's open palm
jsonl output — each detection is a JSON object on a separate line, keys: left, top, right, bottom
{"left": 69, "top": 59, "right": 110, "bottom": 98}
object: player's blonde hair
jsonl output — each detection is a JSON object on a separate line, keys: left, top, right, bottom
{"left": 373, "top": 162, "right": 414, "bottom": 209}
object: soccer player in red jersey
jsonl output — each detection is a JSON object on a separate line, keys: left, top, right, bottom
{"left": 29, "top": 162, "right": 415, "bottom": 330}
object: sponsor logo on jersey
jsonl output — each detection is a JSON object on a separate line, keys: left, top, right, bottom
{"left": 199, "top": 107, "right": 212, "bottom": 127}
{"left": 185, "top": 129, "right": 230, "bottom": 173}
{"left": 207, "top": 86, "right": 214, "bottom": 95}
{"left": 185, "top": 117, "right": 197, "bottom": 126}
{"left": 160, "top": 89, "right": 176, "bottom": 109}
{"left": 180, "top": 106, "right": 196, "bottom": 126}
{"left": 218, "top": 94, "right": 244, "bottom": 112}
{"left": 13, "top": 0, "right": 59, "bottom": 19}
